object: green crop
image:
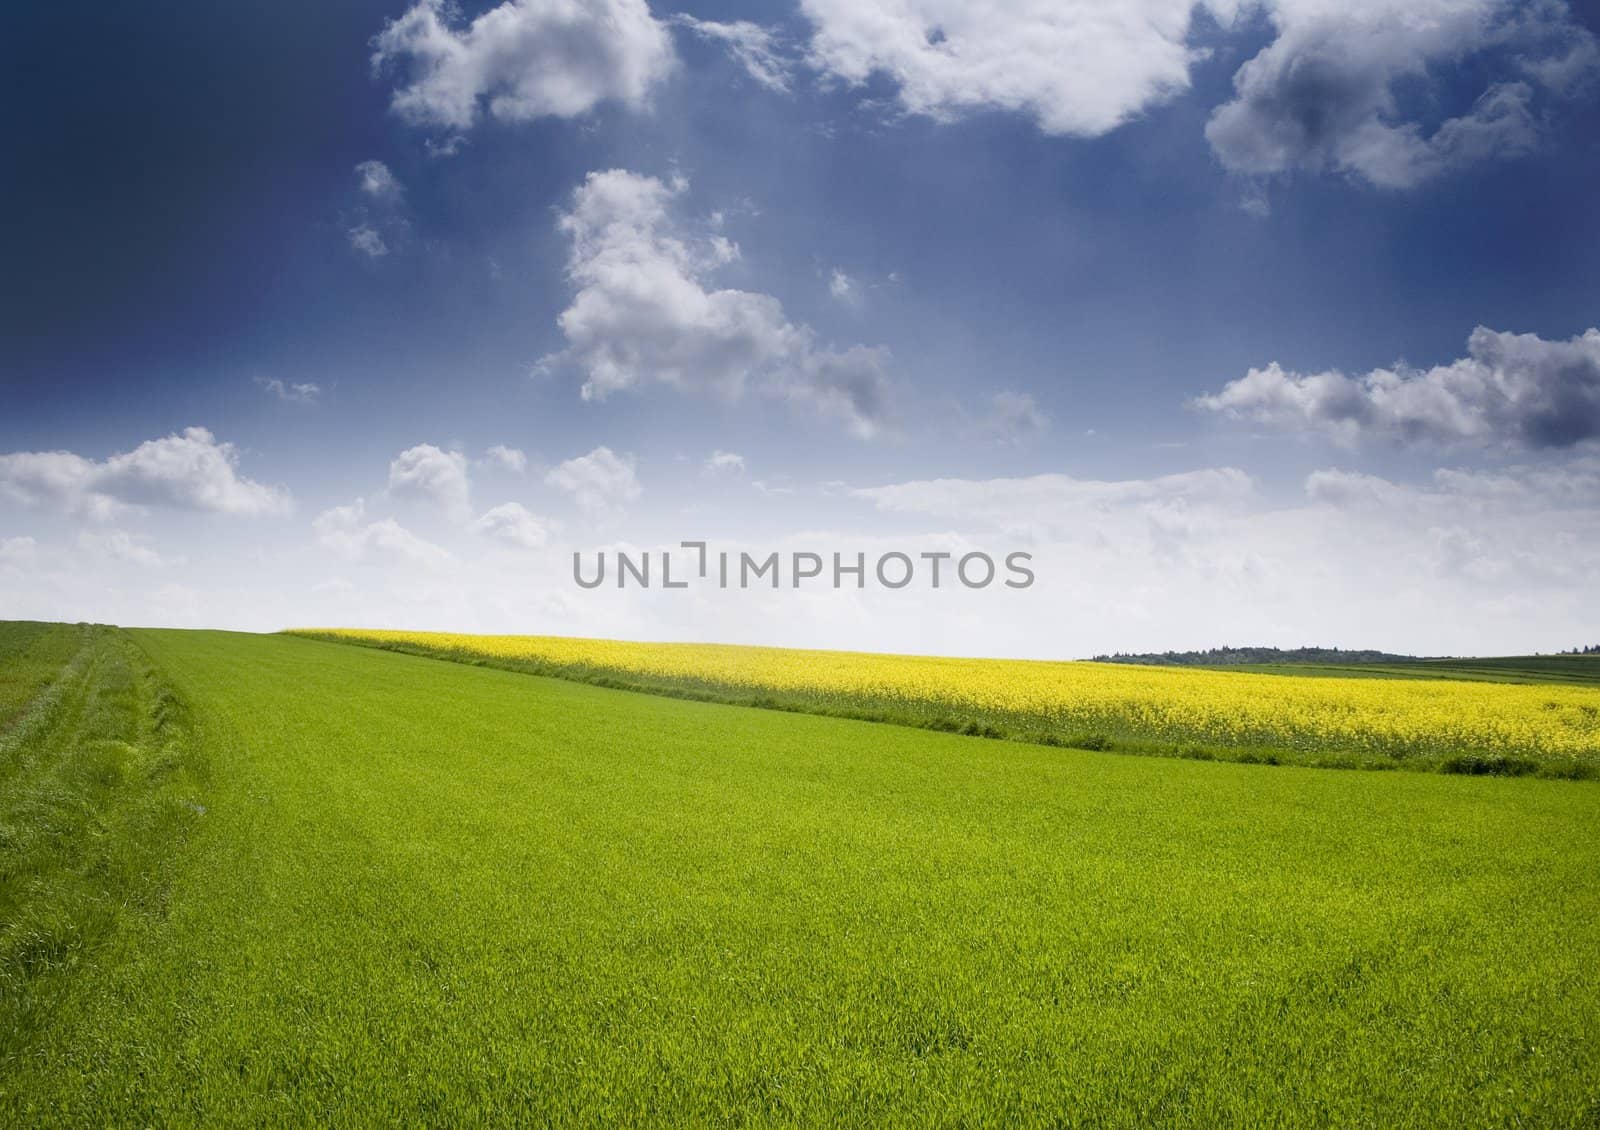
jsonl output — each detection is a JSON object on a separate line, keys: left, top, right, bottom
{"left": 2, "top": 627, "right": 1597, "bottom": 1126}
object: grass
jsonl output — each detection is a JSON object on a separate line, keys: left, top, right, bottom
{"left": 0, "top": 623, "right": 208, "bottom": 1060}
{"left": 0, "top": 621, "right": 89, "bottom": 730}
{"left": 288, "top": 630, "right": 1600, "bottom": 779}
{"left": 1227, "top": 655, "right": 1600, "bottom": 687}
{"left": 3, "top": 627, "right": 1598, "bottom": 1125}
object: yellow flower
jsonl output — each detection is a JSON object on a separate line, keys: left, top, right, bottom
{"left": 295, "top": 629, "right": 1600, "bottom": 764}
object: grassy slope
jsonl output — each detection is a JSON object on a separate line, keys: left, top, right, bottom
{"left": 0, "top": 624, "right": 208, "bottom": 1059}
{"left": 4, "top": 630, "right": 1597, "bottom": 1126}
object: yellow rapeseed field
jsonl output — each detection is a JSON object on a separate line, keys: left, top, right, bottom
{"left": 296, "top": 629, "right": 1600, "bottom": 767}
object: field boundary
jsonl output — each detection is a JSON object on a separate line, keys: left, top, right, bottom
{"left": 285, "top": 631, "right": 1599, "bottom": 781}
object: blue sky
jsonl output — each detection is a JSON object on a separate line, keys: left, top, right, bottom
{"left": 3, "top": 0, "right": 1599, "bottom": 656}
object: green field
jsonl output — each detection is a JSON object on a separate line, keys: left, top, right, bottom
{"left": 0, "top": 621, "right": 91, "bottom": 729}
{"left": 289, "top": 629, "right": 1600, "bottom": 778}
{"left": 1230, "top": 655, "right": 1600, "bottom": 687}
{"left": 3, "top": 627, "right": 1599, "bottom": 1125}
{"left": 1, "top": 623, "right": 208, "bottom": 1068}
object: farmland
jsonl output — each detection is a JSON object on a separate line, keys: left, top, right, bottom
{"left": 290, "top": 629, "right": 1600, "bottom": 777}
{"left": 0, "top": 622, "right": 207, "bottom": 1062}
{"left": 2, "top": 625, "right": 1598, "bottom": 1125}
{"left": 0, "top": 621, "right": 89, "bottom": 729}
{"left": 1094, "top": 647, "right": 1600, "bottom": 687}
{"left": 1231, "top": 654, "right": 1600, "bottom": 687}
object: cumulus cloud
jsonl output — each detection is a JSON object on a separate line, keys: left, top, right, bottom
{"left": 674, "top": 15, "right": 792, "bottom": 92}
{"left": 258, "top": 378, "right": 322, "bottom": 403}
{"left": 472, "top": 501, "right": 549, "bottom": 549}
{"left": 549, "top": 170, "right": 788, "bottom": 400}
{"left": 702, "top": 450, "right": 746, "bottom": 476}
{"left": 545, "top": 445, "right": 640, "bottom": 517}
{"left": 371, "top": 0, "right": 675, "bottom": 130}
{"left": 0, "top": 427, "right": 290, "bottom": 519}
{"left": 827, "top": 268, "right": 857, "bottom": 304}
{"left": 388, "top": 443, "right": 472, "bottom": 517}
{"left": 1201, "top": 0, "right": 1589, "bottom": 188}
{"left": 977, "top": 391, "right": 1050, "bottom": 446}
{"left": 544, "top": 169, "right": 894, "bottom": 438}
{"left": 801, "top": 0, "right": 1215, "bottom": 136}
{"left": 483, "top": 444, "right": 528, "bottom": 473}
{"left": 1195, "top": 325, "right": 1600, "bottom": 450}
{"left": 313, "top": 498, "right": 452, "bottom": 567}
{"left": 356, "top": 159, "right": 403, "bottom": 202}
{"left": 800, "top": 0, "right": 1596, "bottom": 187}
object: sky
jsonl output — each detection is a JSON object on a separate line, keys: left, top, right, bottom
{"left": 2, "top": 0, "right": 1599, "bottom": 658}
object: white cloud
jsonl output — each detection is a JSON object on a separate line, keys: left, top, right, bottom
{"left": 7, "top": 460, "right": 1597, "bottom": 657}
{"left": 0, "top": 427, "right": 290, "bottom": 519}
{"left": 800, "top": 0, "right": 1597, "bottom": 188}
{"left": 1303, "top": 468, "right": 1415, "bottom": 508}
{"left": 674, "top": 15, "right": 792, "bottom": 92}
{"left": 1310, "top": 459, "right": 1600, "bottom": 509}
{"left": 347, "top": 224, "right": 388, "bottom": 257}
{"left": 703, "top": 450, "right": 746, "bottom": 476}
{"left": 0, "top": 451, "right": 113, "bottom": 518}
{"left": 388, "top": 443, "right": 472, "bottom": 517}
{"left": 1195, "top": 325, "right": 1600, "bottom": 450}
{"left": 801, "top": 0, "right": 1219, "bottom": 137}
{"left": 827, "top": 268, "right": 857, "bottom": 304}
{"left": 77, "top": 529, "right": 165, "bottom": 568}
{"left": 371, "top": 0, "right": 675, "bottom": 130}
{"left": 1430, "top": 458, "right": 1600, "bottom": 501}
{"left": 544, "top": 170, "right": 893, "bottom": 438}
{"left": 1299, "top": 463, "right": 1600, "bottom": 586}
{"left": 355, "top": 159, "right": 403, "bottom": 202}
{"left": 977, "top": 391, "right": 1050, "bottom": 446}
{"left": 313, "top": 498, "right": 452, "bottom": 567}
{"left": 835, "top": 458, "right": 1600, "bottom": 655}
{"left": 545, "top": 445, "right": 640, "bottom": 517}
{"left": 472, "top": 501, "right": 549, "bottom": 549}
{"left": 550, "top": 170, "right": 789, "bottom": 400}
{"left": 483, "top": 444, "right": 528, "bottom": 473}
{"left": 258, "top": 378, "right": 322, "bottom": 404}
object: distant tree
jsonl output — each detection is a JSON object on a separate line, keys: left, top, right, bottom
{"left": 1089, "top": 646, "right": 1416, "bottom": 666}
